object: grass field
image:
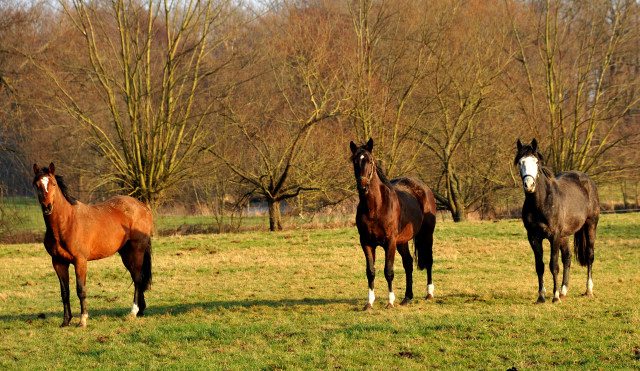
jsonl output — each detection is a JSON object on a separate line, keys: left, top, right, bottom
{"left": 0, "top": 213, "right": 638, "bottom": 369}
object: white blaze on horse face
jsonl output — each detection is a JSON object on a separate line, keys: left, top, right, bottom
{"left": 41, "top": 177, "right": 49, "bottom": 194}
{"left": 360, "top": 155, "right": 365, "bottom": 160}
{"left": 519, "top": 156, "right": 539, "bottom": 193}
{"left": 131, "top": 303, "right": 139, "bottom": 316}
{"left": 368, "top": 289, "right": 375, "bottom": 305}
{"left": 388, "top": 291, "right": 395, "bottom": 306}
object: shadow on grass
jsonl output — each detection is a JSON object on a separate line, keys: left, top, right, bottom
{"left": 0, "top": 297, "right": 361, "bottom": 324}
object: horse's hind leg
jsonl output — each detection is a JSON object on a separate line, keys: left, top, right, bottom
{"left": 584, "top": 220, "right": 597, "bottom": 297}
{"left": 120, "top": 238, "right": 150, "bottom": 317}
{"left": 52, "top": 259, "right": 72, "bottom": 327}
{"left": 416, "top": 228, "right": 435, "bottom": 300}
{"left": 397, "top": 243, "right": 413, "bottom": 305}
{"left": 383, "top": 241, "right": 397, "bottom": 309}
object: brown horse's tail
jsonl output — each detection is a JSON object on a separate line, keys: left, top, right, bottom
{"left": 574, "top": 224, "right": 589, "bottom": 267}
{"left": 140, "top": 241, "right": 152, "bottom": 292}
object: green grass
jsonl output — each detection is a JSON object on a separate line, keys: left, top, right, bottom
{"left": 0, "top": 214, "right": 639, "bottom": 369}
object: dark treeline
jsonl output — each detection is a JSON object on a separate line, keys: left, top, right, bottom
{"left": 1, "top": 0, "right": 639, "bottom": 229}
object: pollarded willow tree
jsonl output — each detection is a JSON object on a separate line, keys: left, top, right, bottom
{"left": 31, "top": 0, "right": 245, "bottom": 207}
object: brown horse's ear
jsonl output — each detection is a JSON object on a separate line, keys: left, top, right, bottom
{"left": 531, "top": 138, "right": 537, "bottom": 151}
{"left": 48, "top": 163, "right": 55, "bottom": 176}
{"left": 365, "top": 138, "right": 373, "bottom": 152}
{"left": 33, "top": 164, "right": 40, "bottom": 175}
{"left": 350, "top": 141, "right": 357, "bottom": 154}
{"left": 517, "top": 139, "right": 522, "bottom": 150}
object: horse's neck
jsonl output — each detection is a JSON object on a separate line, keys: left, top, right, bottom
{"left": 360, "top": 177, "right": 392, "bottom": 216}
{"left": 44, "top": 193, "right": 76, "bottom": 234}
{"left": 527, "top": 170, "right": 553, "bottom": 211}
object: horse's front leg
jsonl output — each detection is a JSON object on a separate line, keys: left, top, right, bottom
{"left": 528, "top": 233, "right": 545, "bottom": 303}
{"left": 559, "top": 237, "right": 571, "bottom": 299}
{"left": 549, "top": 236, "right": 564, "bottom": 303}
{"left": 74, "top": 258, "right": 89, "bottom": 327}
{"left": 361, "top": 242, "right": 376, "bottom": 311}
{"left": 383, "top": 240, "right": 397, "bottom": 309}
{"left": 52, "top": 259, "right": 72, "bottom": 327}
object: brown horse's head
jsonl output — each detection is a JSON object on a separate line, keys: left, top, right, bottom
{"left": 515, "top": 139, "right": 544, "bottom": 193}
{"left": 349, "top": 138, "right": 376, "bottom": 194}
{"left": 33, "top": 163, "right": 58, "bottom": 215}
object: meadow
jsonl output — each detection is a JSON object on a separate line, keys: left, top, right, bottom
{"left": 0, "top": 213, "right": 638, "bottom": 369}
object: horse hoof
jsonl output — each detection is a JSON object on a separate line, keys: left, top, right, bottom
{"left": 426, "top": 294, "right": 434, "bottom": 300}
{"left": 400, "top": 298, "right": 411, "bottom": 306}
{"left": 582, "top": 291, "right": 594, "bottom": 297}
{"left": 552, "top": 297, "right": 561, "bottom": 303}
{"left": 536, "top": 297, "right": 545, "bottom": 304}
{"left": 60, "top": 322, "right": 70, "bottom": 328}
{"left": 385, "top": 303, "right": 394, "bottom": 309}
{"left": 363, "top": 303, "right": 373, "bottom": 311}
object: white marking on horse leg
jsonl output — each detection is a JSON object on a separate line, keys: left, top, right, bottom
{"left": 131, "top": 303, "right": 139, "bottom": 316}
{"left": 79, "top": 313, "right": 88, "bottom": 327}
{"left": 41, "top": 177, "right": 49, "bottom": 193}
{"left": 586, "top": 278, "right": 594, "bottom": 295}
{"left": 427, "top": 284, "right": 435, "bottom": 297}
{"left": 388, "top": 291, "right": 395, "bottom": 306}
{"left": 368, "top": 289, "right": 375, "bottom": 305}
{"left": 560, "top": 285, "right": 567, "bottom": 297}
{"left": 554, "top": 291, "right": 560, "bottom": 301}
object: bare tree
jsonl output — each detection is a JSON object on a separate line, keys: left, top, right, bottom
{"left": 207, "top": 1, "right": 345, "bottom": 231}
{"left": 24, "top": 0, "right": 246, "bottom": 207}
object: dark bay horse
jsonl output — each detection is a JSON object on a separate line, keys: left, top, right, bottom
{"left": 33, "top": 163, "right": 153, "bottom": 327}
{"left": 515, "top": 139, "right": 599, "bottom": 303}
{"left": 350, "top": 139, "right": 437, "bottom": 310}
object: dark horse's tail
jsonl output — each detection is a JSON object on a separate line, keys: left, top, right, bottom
{"left": 574, "top": 224, "right": 590, "bottom": 267}
{"left": 140, "top": 241, "right": 152, "bottom": 292}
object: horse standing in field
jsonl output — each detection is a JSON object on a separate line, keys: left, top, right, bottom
{"left": 515, "top": 139, "right": 600, "bottom": 303}
{"left": 32, "top": 163, "right": 153, "bottom": 327}
{"left": 350, "top": 139, "right": 437, "bottom": 310}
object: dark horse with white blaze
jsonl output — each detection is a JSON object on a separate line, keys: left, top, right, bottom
{"left": 515, "top": 139, "right": 599, "bottom": 303}
{"left": 350, "top": 139, "right": 437, "bottom": 310}
{"left": 33, "top": 163, "right": 153, "bottom": 327}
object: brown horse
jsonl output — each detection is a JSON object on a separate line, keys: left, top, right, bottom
{"left": 350, "top": 139, "right": 437, "bottom": 310}
{"left": 33, "top": 163, "right": 153, "bottom": 327}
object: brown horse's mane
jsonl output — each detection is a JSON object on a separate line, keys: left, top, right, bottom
{"left": 375, "top": 164, "right": 393, "bottom": 188}
{"left": 33, "top": 167, "right": 78, "bottom": 205}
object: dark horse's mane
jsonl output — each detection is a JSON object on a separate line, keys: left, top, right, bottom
{"left": 33, "top": 167, "right": 78, "bottom": 205}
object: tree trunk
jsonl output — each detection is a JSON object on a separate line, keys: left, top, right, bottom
{"left": 267, "top": 199, "right": 283, "bottom": 231}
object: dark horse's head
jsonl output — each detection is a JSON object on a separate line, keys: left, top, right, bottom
{"left": 515, "top": 139, "right": 544, "bottom": 193}
{"left": 350, "top": 138, "right": 376, "bottom": 195}
{"left": 33, "top": 163, "right": 77, "bottom": 215}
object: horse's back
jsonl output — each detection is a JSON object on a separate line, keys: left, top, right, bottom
{"left": 80, "top": 196, "right": 153, "bottom": 260}
{"left": 391, "top": 177, "right": 437, "bottom": 219}
{"left": 555, "top": 170, "right": 599, "bottom": 214}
